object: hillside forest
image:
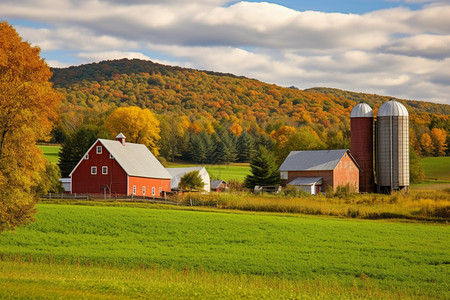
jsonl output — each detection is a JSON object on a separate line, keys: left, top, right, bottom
{"left": 50, "top": 59, "right": 449, "bottom": 176}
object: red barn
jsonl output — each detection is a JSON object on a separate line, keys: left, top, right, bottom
{"left": 70, "top": 133, "right": 171, "bottom": 197}
{"left": 279, "top": 149, "right": 360, "bottom": 193}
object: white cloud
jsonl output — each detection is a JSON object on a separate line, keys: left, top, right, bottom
{"left": 2, "top": 0, "right": 450, "bottom": 104}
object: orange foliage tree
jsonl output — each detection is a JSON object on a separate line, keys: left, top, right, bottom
{"left": 430, "top": 128, "right": 447, "bottom": 156}
{"left": 104, "top": 106, "right": 160, "bottom": 156}
{"left": 0, "top": 22, "right": 61, "bottom": 232}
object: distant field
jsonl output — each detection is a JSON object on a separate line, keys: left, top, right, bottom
{"left": 166, "top": 162, "right": 250, "bottom": 182}
{"left": 0, "top": 204, "right": 448, "bottom": 299}
{"left": 421, "top": 156, "right": 450, "bottom": 181}
{"left": 412, "top": 156, "right": 450, "bottom": 190}
{"left": 37, "top": 144, "right": 60, "bottom": 164}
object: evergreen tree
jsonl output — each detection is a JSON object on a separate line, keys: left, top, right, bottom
{"left": 217, "top": 130, "right": 238, "bottom": 164}
{"left": 58, "top": 126, "right": 100, "bottom": 177}
{"left": 244, "top": 147, "right": 281, "bottom": 189}
{"left": 237, "top": 131, "right": 256, "bottom": 162}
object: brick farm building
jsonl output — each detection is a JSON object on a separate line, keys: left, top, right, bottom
{"left": 279, "top": 149, "right": 360, "bottom": 194}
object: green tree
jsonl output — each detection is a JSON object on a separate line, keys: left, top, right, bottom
{"left": 0, "top": 22, "right": 61, "bottom": 232}
{"left": 409, "top": 148, "right": 424, "bottom": 184}
{"left": 237, "top": 131, "right": 256, "bottom": 162}
{"left": 217, "top": 130, "right": 237, "bottom": 164}
{"left": 179, "top": 171, "right": 205, "bottom": 191}
{"left": 58, "top": 126, "right": 101, "bottom": 177}
{"left": 244, "top": 147, "right": 281, "bottom": 189}
{"left": 35, "top": 162, "right": 65, "bottom": 194}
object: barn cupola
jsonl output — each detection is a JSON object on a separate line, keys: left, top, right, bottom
{"left": 116, "top": 133, "right": 126, "bottom": 146}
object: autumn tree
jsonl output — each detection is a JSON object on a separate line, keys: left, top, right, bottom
{"left": 244, "top": 147, "right": 281, "bottom": 189}
{"left": 159, "top": 115, "right": 185, "bottom": 162}
{"left": 420, "top": 133, "right": 434, "bottom": 157}
{"left": 430, "top": 128, "right": 447, "bottom": 156}
{"left": 104, "top": 106, "right": 160, "bottom": 155}
{"left": 0, "top": 22, "right": 61, "bottom": 232}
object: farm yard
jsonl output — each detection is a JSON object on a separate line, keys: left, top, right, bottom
{"left": 0, "top": 203, "right": 449, "bottom": 299}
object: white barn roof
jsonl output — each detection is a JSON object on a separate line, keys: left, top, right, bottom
{"left": 279, "top": 149, "right": 358, "bottom": 171}
{"left": 166, "top": 167, "right": 210, "bottom": 191}
{"left": 70, "top": 139, "right": 171, "bottom": 179}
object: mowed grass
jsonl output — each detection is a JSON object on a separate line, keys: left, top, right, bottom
{"left": 166, "top": 162, "right": 250, "bottom": 182}
{"left": 0, "top": 204, "right": 448, "bottom": 299}
{"left": 421, "top": 156, "right": 450, "bottom": 181}
{"left": 37, "top": 144, "right": 60, "bottom": 164}
{"left": 412, "top": 156, "right": 450, "bottom": 190}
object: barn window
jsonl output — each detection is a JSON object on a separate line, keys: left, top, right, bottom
{"left": 132, "top": 185, "right": 136, "bottom": 194}
{"left": 96, "top": 146, "right": 102, "bottom": 154}
{"left": 109, "top": 154, "right": 114, "bottom": 159}
{"left": 102, "top": 166, "right": 108, "bottom": 174}
{"left": 152, "top": 187, "right": 155, "bottom": 196}
{"left": 159, "top": 187, "right": 162, "bottom": 196}
{"left": 91, "top": 166, "right": 97, "bottom": 175}
{"left": 85, "top": 154, "right": 89, "bottom": 160}
{"left": 280, "top": 171, "right": 288, "bottom": 180}
{"left": 142, "top": 186, "right": 146, "bottom": 195}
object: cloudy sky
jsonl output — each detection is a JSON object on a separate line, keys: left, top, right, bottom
{"left": 2, "top": 0, "right": 450, "bottom": 104}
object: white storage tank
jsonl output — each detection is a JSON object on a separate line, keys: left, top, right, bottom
{"left": 376, "top": 99, "right": 409, "bottom": 193}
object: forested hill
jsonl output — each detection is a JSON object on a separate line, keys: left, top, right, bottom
{"left": 50, "top": 58, "right": 448, "bottom": 135}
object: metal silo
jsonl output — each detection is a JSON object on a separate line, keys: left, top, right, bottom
{"left": 350, "top": 103, "right": 374, "bottom": 193}
{"left": 376, "top": 99, "right": 409, "bottom": 193}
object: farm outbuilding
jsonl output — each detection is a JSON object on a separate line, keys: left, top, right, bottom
{"left": 279, "top": 149, "right": 360, "bottom": 193}
{"left": 211, "top": 180, "right": 229, "bottom": 192}
{"left": 70, "top": 133, "right": 172, "bottom": 197}
{"left": 166, "top": 167, "right": 211, "bottom": 192}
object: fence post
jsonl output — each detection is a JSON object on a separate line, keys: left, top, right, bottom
{"left": 49, "top": 193, "right": 51, "bottom": 200}
{"left": 61, "top": 193, "right": 63, "bottom": 199}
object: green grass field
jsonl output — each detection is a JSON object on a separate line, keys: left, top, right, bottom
{"left": 37, "top": 144, "right": 60, "bottom": 164}
{"left": 166, "top": 162, "right": 250, "bottom": 182}
{"left": 421, "top": 156, "right": 450, "bottom": 181}
{"left": 0, "top": 203, "right": 448, "bottom": 299}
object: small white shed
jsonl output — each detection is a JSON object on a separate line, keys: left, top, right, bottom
{"left": 286, "top": 177, "right": 322, "bottom": 195}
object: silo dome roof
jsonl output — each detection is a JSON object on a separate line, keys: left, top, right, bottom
{"left": 377, "top": 99, "right": 408, "bottom": 117}
{"left": 351, "top": 102, "right": 373, "bottom": 118}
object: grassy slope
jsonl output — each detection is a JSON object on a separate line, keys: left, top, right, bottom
{"left": 412, "top": 156, "right": 450, "bottom": 190}
{"left": 0, "top": 204, "right": 448, "bottom": 298}
{"left": 37, "top": 144, "right": 60, "bottom": 164}
{"left": 421, "top": 156, "right": 450, "bottom": 181}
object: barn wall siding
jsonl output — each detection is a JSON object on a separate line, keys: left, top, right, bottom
{"left": 333, "top": 154, "right": 359, "bottom": 192}
{"left": 72, "top": 141, "right": 128, "bottom": 195}
{"left": 128, "top": 177, "right": 171, "bottom": 197}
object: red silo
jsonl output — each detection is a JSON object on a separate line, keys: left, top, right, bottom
{"left": 350, "top": 103, "right": 375, "bottom": 193}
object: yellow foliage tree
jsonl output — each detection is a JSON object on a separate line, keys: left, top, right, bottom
{"left": 430, "top": 128, "right": 447, "bottom": 156}
{"left": 104, "top": 106, "right": 161, "bottom": 155}
{"left": 420, "top": 133, "right": 434, "bottom": 157}
{"left": 270, "top": 126, "right": 296, "bottom": 148}
{"left": 0, "top": 22, "right": 61, "bottom": 232}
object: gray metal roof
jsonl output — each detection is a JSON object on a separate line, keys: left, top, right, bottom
{"left": 279, "top": 149, "right": 350, "bottom": 171}
{"left": 287, "top": 177, "right": 322, "bottom": 186}
{"left": 99, "top": 139, "right": 172, "bottom": 179}
{"left": 377, "top": 99, "right": 408, "bottom": 117}
{"left": 351, "top": 103, "right": 373, "bottom": 118}
{"left": 211, "top": 180, "right": 227, "bottom": 189}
